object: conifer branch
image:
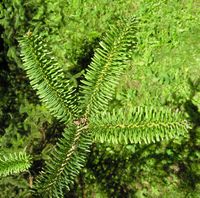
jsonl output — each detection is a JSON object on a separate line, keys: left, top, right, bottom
{"left": 80, "top": 17, "right": 137, "bottom": 116}
{"left": 90, "top": 106, "right": 191, "bottom": 144}
{"left": 19, "top": 34, "right": 78, "bottom": 123}
{"left": 0, "top": 151, "right": 31, "bottom": 177}
{"left": 35, "top": 125, "right": 91, "bottom": 197}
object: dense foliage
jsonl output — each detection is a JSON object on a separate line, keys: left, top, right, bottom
{"left": 0, "top": 0, "right": 200, "bottom": 197}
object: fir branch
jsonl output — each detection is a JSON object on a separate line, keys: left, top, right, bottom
{"left": 80, "top": 17, "right": 137, "bottom": 116}
{"left": 90, "top": 106, "right": 191, "bottom": 144}
{"left": 0, "top": 152, "right": 31, "bottom": 177}
{"left": 19, "top": 34, "right": 78, "bottom": 123}
{"left": 35, "top": 125, "right": 91, "bottom": 197}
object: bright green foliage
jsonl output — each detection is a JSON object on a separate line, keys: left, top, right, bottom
{"left": 116, "top": 0, "right": 200, "bottom": 109}
{"left": 19, "top": 34, "right": 78, "bottom": 123}
{"left": 80, "top": 17, "right": 137, "bottom": 115}
{"left": 0, "top": 151, "right": 31, "bottom": 177}
{"left": 90, "top": 107, "right": 190, "bottom": 144}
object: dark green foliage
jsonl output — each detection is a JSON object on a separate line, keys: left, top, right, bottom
{"left": 0, "top": 175, "right": 31, "bottom": 198}
{"left": 35, "top": 126, "right": 92, "bottom": 197}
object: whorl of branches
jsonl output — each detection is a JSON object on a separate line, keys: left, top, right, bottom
{"left": 16, "top": 16, "right": 191, "bottom": 197}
